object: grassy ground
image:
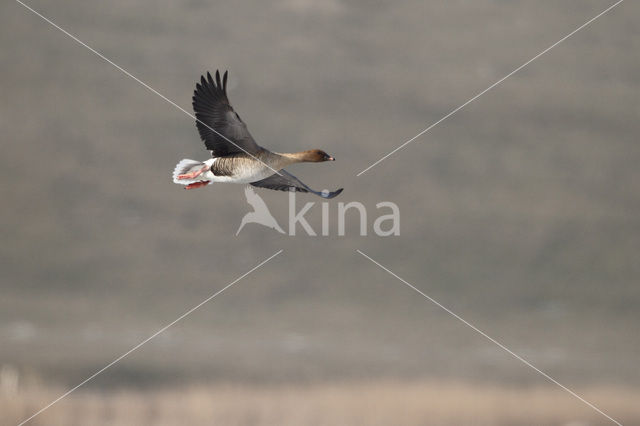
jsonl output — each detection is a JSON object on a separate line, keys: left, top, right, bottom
{"left": 4, "top": 381, "right": 639, "bottom": 426}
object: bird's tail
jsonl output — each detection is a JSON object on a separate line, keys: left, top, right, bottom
{"left": 172, "top": 159, "right": 205, "bottom": 185}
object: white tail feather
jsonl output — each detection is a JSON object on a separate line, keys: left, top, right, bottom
{"left": 172, "top": 159, "right": 204, "bottom": 185}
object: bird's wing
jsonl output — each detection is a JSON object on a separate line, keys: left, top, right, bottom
{"left": 250, "top": 169, "right": 343, "bottom": 199}
{"left": 192, "top": 70, "right": 261, "bottom": 157}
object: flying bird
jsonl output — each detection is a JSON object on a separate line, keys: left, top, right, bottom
{"left": 172, "top": 71, "right": 343, "bottom": 198}
{"left": 236, "top": 186, "right": 285, "bottom": 235}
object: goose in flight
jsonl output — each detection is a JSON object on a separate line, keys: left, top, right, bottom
{"left": 172, "top": 71, "right": 343, "bottom": 199}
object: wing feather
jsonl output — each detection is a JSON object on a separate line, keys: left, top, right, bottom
{"left": 250, "top": 170, "right": 343, "bottom": 199}
{"left": 192, "top": 70, "right": 260, "bottom": 157}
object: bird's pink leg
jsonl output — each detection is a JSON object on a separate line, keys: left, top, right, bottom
{"left": 177, "top": 164, "right": 210, "bottom": 180}
{"left": 184, "top": 181, "right": 210, "bottom": 190}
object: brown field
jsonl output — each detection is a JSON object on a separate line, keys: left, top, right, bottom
{"left": 2, "top": 1, "right": 640, "bottom": 426}
{"left": 4, "top": 381, "right": 639, "bottom": 426}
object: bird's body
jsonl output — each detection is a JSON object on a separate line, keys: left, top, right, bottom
{"left": 172, "top": 71, "right": 343, "bottom": 198}
{"left": 174, "top": 154, "right": 282, "bottom": 186}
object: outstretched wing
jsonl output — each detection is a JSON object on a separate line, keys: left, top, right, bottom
{"left": 192, "top": 70, "right": 261, "bottom": 157}
{"left": 250, "top": 169, "right": 343, "bottom": 199}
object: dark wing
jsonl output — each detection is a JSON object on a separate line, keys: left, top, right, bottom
{"left": 192, "top": 70, "right": 261, "bottom": 157}
{"left": 250, "top": 169, "right": 343, "bottom": 199}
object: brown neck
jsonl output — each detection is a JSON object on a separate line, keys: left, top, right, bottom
{"left": 279, "top": 150, "right": 318, "bottom": 164}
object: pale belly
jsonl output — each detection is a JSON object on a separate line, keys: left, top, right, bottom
{"left": 201, "top": 158, "right": 277, "bottom": 184}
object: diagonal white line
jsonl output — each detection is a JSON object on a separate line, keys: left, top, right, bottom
{"left": 14, "top": 0, "right": 282, "bottom": 176}
{"left": 356, "top": 249, "right": 622, "bottom": 426}
{"left": 16, "top": 249, "right": 284, "bottom": 426}
{"left": 356, "top": 0, "right": 625, "bottom": 176}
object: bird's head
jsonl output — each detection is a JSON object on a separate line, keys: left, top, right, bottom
{"left": 301, "top": 149, "right": 335, "bottom": 162}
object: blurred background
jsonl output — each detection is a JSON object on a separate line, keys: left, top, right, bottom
{"left": 1, "top": 0, "right": 639, "bottom": 424}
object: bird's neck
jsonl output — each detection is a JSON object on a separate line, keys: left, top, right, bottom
{"left": 278, "top": 151, "right": 316, "bottom": 164}
{"left": 255, "top": 150, "right": 316, "bottom": 171}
